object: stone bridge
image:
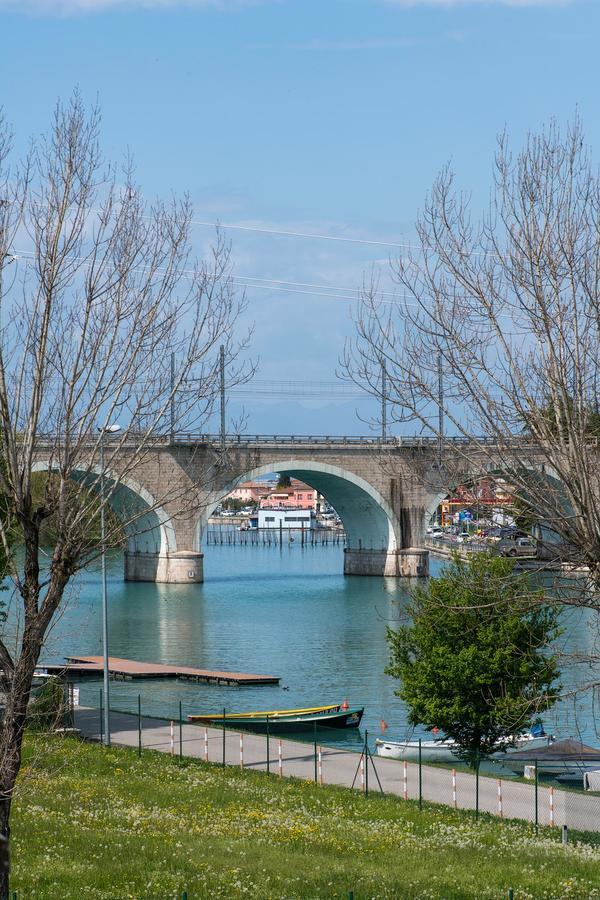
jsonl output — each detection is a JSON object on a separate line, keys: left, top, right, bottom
{"left": 32, "top": 434, "right": 544, "bottom": 582}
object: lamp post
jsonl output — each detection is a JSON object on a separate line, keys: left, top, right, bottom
{"left": 98, "top": 423, "right": 121, "bottom": 746}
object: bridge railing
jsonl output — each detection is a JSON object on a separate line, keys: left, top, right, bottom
{"left": 31, "top": 432, "right": 598, "bottom": 449}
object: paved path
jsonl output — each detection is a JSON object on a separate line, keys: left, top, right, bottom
{"left": 74, "top": 707, "right": 599, "bottom": 834}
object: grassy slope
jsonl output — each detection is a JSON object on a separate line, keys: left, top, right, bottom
{"left": 12, "top": 736, "right": 600, "bottom": 899}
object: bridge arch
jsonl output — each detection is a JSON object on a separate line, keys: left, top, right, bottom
{"left": 32, "top": 460, "right": 177, "bottom": 558}
{"left": 198, "top": 459, "right": 401, "bottom": 553}
{"left": 196, "top": 458, "right": 429, "bottom": 576}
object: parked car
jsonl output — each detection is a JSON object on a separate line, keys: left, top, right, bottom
{"left": 430, "top": 526, "right": 443, "bottom": 538}
{"left": 499, "top": 537, "right": 537, "bottom": 558}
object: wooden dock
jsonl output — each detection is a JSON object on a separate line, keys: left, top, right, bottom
{"left": 39, "top": 656, "right": 279, "bottom": 687}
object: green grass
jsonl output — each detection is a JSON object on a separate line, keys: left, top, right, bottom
{"left": 11, "top": 735, "right": 600, "bottom": 899}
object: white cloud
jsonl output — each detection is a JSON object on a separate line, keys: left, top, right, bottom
{"left": 0, "top": 0, "right": 263, "bottom": 12}
{"left": 384, "top": 0, "right": 570, "bottom": 6}
{"left": 0, "top": 0, "right": 573, "bottom": 11}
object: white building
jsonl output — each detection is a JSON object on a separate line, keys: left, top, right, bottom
{"left": 257, "top": 508, "right": 315, "bottom": 529}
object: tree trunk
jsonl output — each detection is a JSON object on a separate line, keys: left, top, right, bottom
{"left": 0, "top": 798, "right": 11, "bottom": 900}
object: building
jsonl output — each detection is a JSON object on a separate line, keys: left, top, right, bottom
{"left": 257, "top": 508, "right": 315, "bottom": 529}
{"left": 226, "top": 481, "right": 270, "bottom": 504}
{"left": 259, "top": 480, "right": 318, "bottom": 511}
{"left": 439, "top": 478, "right": 514, "bottom": 526}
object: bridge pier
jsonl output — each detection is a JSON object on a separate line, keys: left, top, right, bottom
{"left": 343, "top": 548, "right": 429, "bottom": 577}
{"left": 124, "top": 550, "right": 204, "bottom": 583}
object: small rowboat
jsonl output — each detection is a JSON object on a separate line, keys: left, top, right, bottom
{"left": 188, "top": 703, "right": 364, "bottom": 733}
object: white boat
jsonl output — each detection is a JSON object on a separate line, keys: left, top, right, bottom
{"left": 375, "top": 731, "right": 554, "bottom": 763}
{"left": 500, "top": 739, "right": 600, "bottom": 780}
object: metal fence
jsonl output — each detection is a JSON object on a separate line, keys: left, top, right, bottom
{"left": 71, "top": 698, "right": 600, "bottom": 839}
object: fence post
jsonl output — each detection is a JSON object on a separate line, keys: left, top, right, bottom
{"left": 266, "top": 715, "right": 270, "bottom": 775}
{"left": 137, "top": 694, "right": 142, "bottom": 758}
{"left": 278, "top": 739, "right": 283, "bottom": 777}
{"left": 99, "top": 688, "right": 103, "bottom": 745}
{"left": 222, "top": 708, "right": 226, "bottom": 768}
{"left": 534, "top": 760, "right": 539, "bottom": 832}
{"left": 475, "top": 754, "right": 480, "bottom": 821}
{"left": 314, "top": 721, "right": 318, "bottom": 783}
{"left": 179, "top": 701, "right": 183, "bottom": 762}
{"left": 452, "top": 768, "right": 457, "bottom": 809}
{"left": 364, "top": 730, "right": 369, "bottom": 798}
{"left": 418, "top": 738, "right": 422, "bottom": 810}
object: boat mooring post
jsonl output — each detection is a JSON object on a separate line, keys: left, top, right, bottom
{"left": 99, "top": 689, "right": 103, "bottom": 745}
{"left": 137, "top": 694, "right": 142, "bottom": 758}
{"left": 364, "top": 731, "right": 369, "bottom": 798}
{"left": 179, "top": 700, "right": 183, "bottom": 762}
{"left": 266, "top": 715, "right": 270, "bottom": 774}
{"left": 222, "top": 708, "right": 226, "bottom": 768}
{"left": 418, "top": 739, "right": 422, "bottom": 810}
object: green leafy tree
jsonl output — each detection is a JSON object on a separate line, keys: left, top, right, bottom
{"left": 386, "top": 554, "right": 561, "bottom": 767}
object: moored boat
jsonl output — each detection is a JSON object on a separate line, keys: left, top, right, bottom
{"left": 188, "top": 703, "right": 364, "bottom": 733}
{"left": 499, "top": 738, "right": 600, "bottom": 780}
{"left": 375, "top": 729, "right": 554, "bottom": 763}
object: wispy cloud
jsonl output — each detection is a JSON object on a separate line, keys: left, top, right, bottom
{"left": 0, "top": 0, "right": 573, "bottom": 11}
{"left": 0, "top": 0, "right": 263, "bottom": 12}
{"left": 384, "top": 0, "right": 570, "bottom": 6}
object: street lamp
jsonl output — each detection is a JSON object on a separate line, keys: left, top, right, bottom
{"left": 98, "top": 423, "right": 121, "bottom": 746}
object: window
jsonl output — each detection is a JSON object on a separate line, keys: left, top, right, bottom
{"left": 264, "top": 516, "right": 275, "bottom": 522}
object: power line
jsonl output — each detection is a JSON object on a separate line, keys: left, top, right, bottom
{"left": 189, "top": 219, "right": 406, "bottom": 249}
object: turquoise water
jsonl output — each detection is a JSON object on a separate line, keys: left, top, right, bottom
{"left": 18, "top": 542, "right": 600, "bottom": 749}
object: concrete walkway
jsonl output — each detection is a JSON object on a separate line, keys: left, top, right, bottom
{"left": 74, "top": 707, "right": 599, "bottom": 834}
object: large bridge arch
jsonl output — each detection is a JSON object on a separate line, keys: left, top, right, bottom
{"left": 32, "top": 460, "right": 180, "bottom": 579}
{"left": 198, "top": 459, "right": 428, "bottom": 577}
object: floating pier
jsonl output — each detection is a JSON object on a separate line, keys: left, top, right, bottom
{"left": 39, "top": 655, "right": 280, "bottom": 687}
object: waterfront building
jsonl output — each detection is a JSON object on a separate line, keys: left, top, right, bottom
{"left": 257, "top": 507, "right": 315, "bottom": 529}
{"left": 260, "top": 480, "right": 318, "bottom": 511}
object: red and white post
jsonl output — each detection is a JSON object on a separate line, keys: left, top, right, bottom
{"left": 170, "top": 720, "right": 174, "bottom": 756}
{"left": 550, "top": 787, "right": 555, "bottom": 827}
{"left": 204, "top": 727, "right": 209, "bottom": 762}
{"left": 240, "top": 733, "right": 244, "bottom": 769}
{"left": 318, "top": 746, "right": 323, "bottom": 785}
{"left": 452, "top": 768, "right": 457, "bottom": 809}
{"left": 278, "top": 739, "right": 283, "bottom": 777}
{"left": 497, "top": 779, "right": 503, "bottom": 818}
{"left": 403, "top": 761, "right": 408, "bottom": 801}
{"left": 360, "top": 755, "right": 365, "bottom": 791}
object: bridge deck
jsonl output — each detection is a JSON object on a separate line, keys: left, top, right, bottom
{"left": 39, "top": 656, "right": 279, "bottom": 686}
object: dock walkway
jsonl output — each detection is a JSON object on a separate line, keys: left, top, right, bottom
{"left": 73, "top": 707, "right": 600, "bottom": 834}
{"left": 40, "top": 656, "right": 279, "bottom": 686}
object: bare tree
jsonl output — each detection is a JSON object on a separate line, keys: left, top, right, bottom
{"left": 0, "top": 95, "right": 249, "bottom": 896}
{"left": 343, "top": 118, "right": 600, "bottom": 595}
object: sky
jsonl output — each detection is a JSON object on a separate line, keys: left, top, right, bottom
{"left": 1, "top": 0, "right": 598, "bottom": 434}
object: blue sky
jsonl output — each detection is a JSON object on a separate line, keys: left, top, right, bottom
{"left": 1, "top": 0, "right": 597, "bottom": 434}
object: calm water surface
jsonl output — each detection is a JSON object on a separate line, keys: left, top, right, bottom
{"left": 24, "top": 542, "right": 600, "bottom": 749}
